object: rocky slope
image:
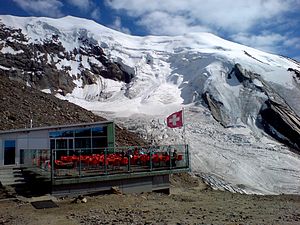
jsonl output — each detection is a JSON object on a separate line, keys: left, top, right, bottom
{"left": 0, "top": 74, "right": 146, "bottom": 147}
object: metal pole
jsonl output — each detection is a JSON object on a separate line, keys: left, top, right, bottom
{"left": 105, "top": 148, "right": 108, "bottom": 175}
{"left": 150, "top": 146, "right": 153, "bottom": 171}
{"left": 79, "top": 149, "right": 81, "bottom": 177}
{"left": 182, "top": 107, "right": 186, "bottom": 145}
{"left": 186, "top": 144, "right": 190, "bottom": 171}
{"left": 128, "top": 148, "right": 131, "bottom": 172}
{"left": 51, "top": 149, "right": 54, "bottom": 184}
{"left": 169, "top": 146, "right": 171, "bottom": 169}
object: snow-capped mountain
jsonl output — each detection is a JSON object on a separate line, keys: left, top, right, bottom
{"left": 1, "top": 15, "right": 300, "bottom": 195}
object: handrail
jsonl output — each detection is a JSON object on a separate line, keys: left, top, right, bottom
{"left": 23, "top": 144, "right": 189, "bottom": 183}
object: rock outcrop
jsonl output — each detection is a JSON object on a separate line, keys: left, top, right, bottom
{"left": 260, "top": 99, "right": 300, "bottom": 149}
{"left": 204, "top": 63, "right": 300, "bottom": 151}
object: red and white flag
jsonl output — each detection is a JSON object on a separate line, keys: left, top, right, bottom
{"left": 167, "top": 110, "right": 183, "bottom": 128}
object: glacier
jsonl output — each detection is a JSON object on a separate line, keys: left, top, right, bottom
{"left": 0, "top": 15, "right": 300, "bottom": 194}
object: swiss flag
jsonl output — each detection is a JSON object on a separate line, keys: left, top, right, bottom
{"left": 167, "top": 110, "right": 183, "bottom": 128}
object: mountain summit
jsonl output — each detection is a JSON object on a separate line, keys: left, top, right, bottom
{"left": 1, "top": 15, "right": 300, "bottom": 194}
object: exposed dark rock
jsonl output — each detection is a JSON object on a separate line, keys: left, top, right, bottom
{"left": 260, "top": 99, "right": 300, "bottom": 150}
{"left": 202, "top": 92, "right": 228, "bottom": 126}
{"left": 81, "top": 69, "right": 97, "bottom": 85}
{"left": 244, "top": 51, "right": 267, "bottom": 64}
{"left": 288, "top": 68, "right": 300, "bottom": 85}
{"left": 230, "top": 63, "right": 251, "bottom": 83}
{"left": 235, "top": 64, "right": 300, "bottom": 151}
{"left": 288, "top": 68, "right": 300, "bottom": 78}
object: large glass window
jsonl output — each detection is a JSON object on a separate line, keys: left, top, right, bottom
{"left": 49, "top": 126, "right": 107, "bottom": 138}
{"left": 49, "top": 126, "right": 109, "bottom": 159}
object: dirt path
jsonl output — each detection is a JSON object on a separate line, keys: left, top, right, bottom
{"left": 0, "top": 174, "right": 300, "bottom": 225}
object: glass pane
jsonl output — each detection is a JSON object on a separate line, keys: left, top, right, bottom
{"left": 92, "top": 137, "right": 107, "bottom": 149}
{"left": 49, "top": 130, "right": 74, "bottom": 138}
{"left": 61, "top": 130, "right": 74, "bottom": 137}
{"left": 75, "top": 138, "right": 91, "bottom": 149}
{"left": 92, "top": 126, "right": 107, "bottom": 136}
{"left": 50, "top": 139, "right": 55, "bottom": 150}
{"left": 75, "top": 128, "right": 91, "bottom": 137}
{"left": 68, "top": 139, "right": 73, "bottom": 149}
{"left": 20, "top": 149, "right": 24, "bottom": 164}
{"left": 56, "top": 139, "right": 68, "bottom": 150}
{"left": 4, "top": 140, "right": 15, "bottom": 165}
{"left": 5, "top": 140, "right": 15, "bottom": 148}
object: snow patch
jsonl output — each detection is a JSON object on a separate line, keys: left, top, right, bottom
{"left": 1, "top": 46, "right": 24, "bottom": 54}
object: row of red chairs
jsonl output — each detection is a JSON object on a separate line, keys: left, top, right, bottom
{"left": 54, "top": 153, "right": 183, "bottom": 169}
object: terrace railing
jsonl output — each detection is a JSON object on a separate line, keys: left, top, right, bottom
{"left": 23, "top": 144, "right": 190, "bottom": 183}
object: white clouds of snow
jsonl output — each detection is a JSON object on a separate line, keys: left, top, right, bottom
{"left": 67, "top": 0, "right": 92, "bottom": 11}
{"left": 106, "top": 0, "right": 295, "bottom": 33}
{"left": 231, "top": 32, "right": 300, "bottom": 55}
{"left": 67, "top": 0, "right": 101, "bottom": 20}
{"left": 231, "top": 32, "right": 287, "bottom": 54}
{"left": 12, "top": 0, "right": 64, "bottom": 17}
{"left": 91, "top": 8, "right": 101, "bottom": 20}
{"left": 137, "top": 11, "right": 211, "bottom": 35}
{"left": 13, "top": 0, "right": 102, "bottom": 20}
{"left": 110, "top": 17, "right": 131, "bottom": 34}
{"left": 106, "top": 0, "right": 299, "bottom": 58}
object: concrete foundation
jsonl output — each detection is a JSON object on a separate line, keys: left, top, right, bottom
{"left": 52, "top": 174, "right": 170, "bottom": 196}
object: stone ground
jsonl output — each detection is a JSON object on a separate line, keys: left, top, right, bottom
{"left": 0, "top": 173, "right": 300, "bottom": 225}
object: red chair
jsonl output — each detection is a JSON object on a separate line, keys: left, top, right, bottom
{"left": 113, "top": 156, "right": 122, "bottom": 167}
{"left": 90, "top": 157, "right": 100, "bottom": 167}
{"left": 130, "top": 155, "right": 140, "bottom": 165}
{"left": 54, "top": 160, "right": 74, "bottom": 169}
{"left": 152, "top": 154, "right": 159, "bottom": 164}
{"left": 121, "top": 157, "right": 128, "bottom": 166}
{"left": 165, "top": 155, "right": 170, "bottom": 162}
{"left": 140, "top": 154, "right": 149, "bottom": 165}
{"left": 177, "top": 155, "right": 183, "bottom": 161}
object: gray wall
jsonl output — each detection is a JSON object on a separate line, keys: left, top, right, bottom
{"left": 0, "top": 130, "right": 49, "bottom": 166}
{"left": 17, "top": 130, "right": 49, "bottom": 149}
{"left": 0, "top": 139, "right": 2, "bottom": 166}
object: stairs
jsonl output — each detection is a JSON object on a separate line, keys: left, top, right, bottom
{"left": 0, "top": 167, "right": 51, "bottom": 197}
{"left": 0, "top": 167, "right": 26, "bottom": 186}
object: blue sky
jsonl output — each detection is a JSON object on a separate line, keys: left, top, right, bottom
{"left": 1, "top": 0, "right": 300, "bottom": 60}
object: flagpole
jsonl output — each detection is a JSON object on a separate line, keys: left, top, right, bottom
{"left": 182, "top": 107, "right": 186, "bottom": 145}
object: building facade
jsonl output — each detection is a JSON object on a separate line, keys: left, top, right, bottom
{"left": 0, "top": 121, "right": 115, "bottom": 167}
{"left": 0, "top": 121, "right": 190, "bottom": 195}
